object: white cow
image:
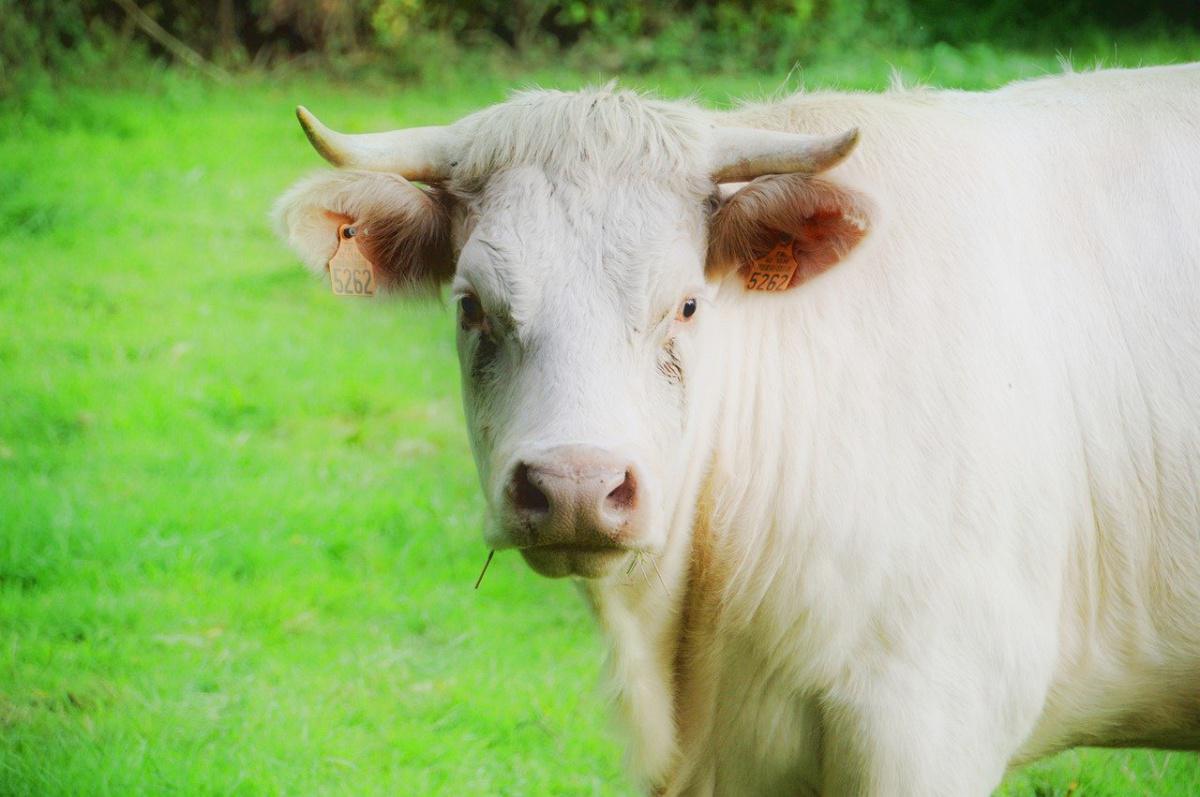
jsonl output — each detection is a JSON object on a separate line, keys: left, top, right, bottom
{"left": 275, "top": 65, "right": 1200, "bottom": 795}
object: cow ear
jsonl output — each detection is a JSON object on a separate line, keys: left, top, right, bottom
{"left": 706, "top": 174, "right": 870, "bottom": 290}
{"left": 273, "top": 170, "right": 453, "bottom": 293}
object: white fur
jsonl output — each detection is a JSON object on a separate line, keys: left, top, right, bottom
{"left": 278, "top": 65, "right": 1200, "bottom": 795}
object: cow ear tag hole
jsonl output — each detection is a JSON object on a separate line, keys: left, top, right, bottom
{"left": 327, "top": 222, "right": 377, "bottom": 296}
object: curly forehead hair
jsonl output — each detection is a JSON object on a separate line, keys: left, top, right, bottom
{"left": 446, "top": 85, "right": 715, "bottom": 196}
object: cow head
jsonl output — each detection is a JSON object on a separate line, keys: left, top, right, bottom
{"left": 275, "top": 87, "right": 868, "bottom": 579}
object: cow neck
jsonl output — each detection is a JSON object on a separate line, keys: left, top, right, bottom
{"left": 581, "top": 472, "right": 702, "bottom": 788}
{"left": 580, "top": 395, "right": 732, "bottom": 787}
{"left": 580, "top": 295, "right": 792, "bottom": 791}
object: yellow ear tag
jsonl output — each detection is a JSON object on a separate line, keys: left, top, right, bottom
{"left": 744, "top": 237, "right": 799, "bottom": 292}
{"left": 327, "top": 223, "right": 377, "bottom": 297}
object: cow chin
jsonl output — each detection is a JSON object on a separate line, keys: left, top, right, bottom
{"left": 519, "top": 544, "right": 632, "bottom": 579}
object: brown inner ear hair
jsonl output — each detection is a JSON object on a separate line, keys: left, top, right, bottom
{"left": 706, "top": 173, "right": 869, "bottom": 289}
{"left": 356, "top": 184, "right": 455, "bottom": 293}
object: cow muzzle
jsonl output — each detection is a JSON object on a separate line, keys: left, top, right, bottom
{"left": 499, "top": 444, "right": 646, "bottom": 578}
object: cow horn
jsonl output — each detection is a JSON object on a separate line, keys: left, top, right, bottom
{"left": 711, "top": 127, "right": 860, "bottom": 182}
{"left": 295, "top": 106, "right": 452, "bottom": 182}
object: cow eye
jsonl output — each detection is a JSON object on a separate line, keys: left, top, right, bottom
{"left": 678, "top": 297, "right": 698, "bottom": 321}
{"left": 459, "top": 294, "right": 485, "bottom": 327}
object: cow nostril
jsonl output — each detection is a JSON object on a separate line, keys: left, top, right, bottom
{"left": 606, "top": 469, "right": 637, "bottom": 512}
{"left": 511, "top": 463, "right": 550, "bottom": 515}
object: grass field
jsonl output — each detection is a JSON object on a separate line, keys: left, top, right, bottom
{"left": 3, "top": 41, "right": 1200, "bottom": 795}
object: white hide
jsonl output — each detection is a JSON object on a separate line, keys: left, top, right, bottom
{"left": 646, "top": 64, "right": 1200, "bottom": 795}
{"left": 277, "top": 66, "right": 1200, "bottom": 796}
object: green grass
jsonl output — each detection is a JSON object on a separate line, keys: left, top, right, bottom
{"left": 3, "top": 41, "right": 1200, "bottom": 795}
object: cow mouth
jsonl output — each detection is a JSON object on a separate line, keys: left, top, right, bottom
{"left": 519, "top": 542, "right": 630, "bottom": 579}
{"left": 527, "top": 542, "right": 624, "bottom": 553}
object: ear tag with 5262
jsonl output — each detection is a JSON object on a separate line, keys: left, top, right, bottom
{"left": 744, "top": 236, "right": 800, "bottom": 292}
{"left": 328, "top": 223, "right": 376, "bottom": 297}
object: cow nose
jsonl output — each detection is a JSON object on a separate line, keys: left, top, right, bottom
{"left": 507, "top": 445, "right": 639, "bottom": 547}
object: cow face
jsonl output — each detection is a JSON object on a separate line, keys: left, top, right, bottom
{"left": 275, "top": 88, "right": 867, "bottom": 579}
{"left": 450, "top": 165, "right": 715, "bottom": 578}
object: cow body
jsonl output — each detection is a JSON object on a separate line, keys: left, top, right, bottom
{"left": 626, "top": 64, "right": 1200, "bottom": 795}
{"left": 276, "top": 64, "right": 1200, "bottom": 795}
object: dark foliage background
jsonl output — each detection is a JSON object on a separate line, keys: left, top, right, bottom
{"left": 5, "top": 0, "right": 1199, "bottom": 96}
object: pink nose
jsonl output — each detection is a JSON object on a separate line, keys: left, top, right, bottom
{"left": 506, "top": 444, "right": 640, "bottom": 548}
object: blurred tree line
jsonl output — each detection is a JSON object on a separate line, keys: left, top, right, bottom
{"left": 4, "top": 0, "right": 1198, "bottom": 94}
